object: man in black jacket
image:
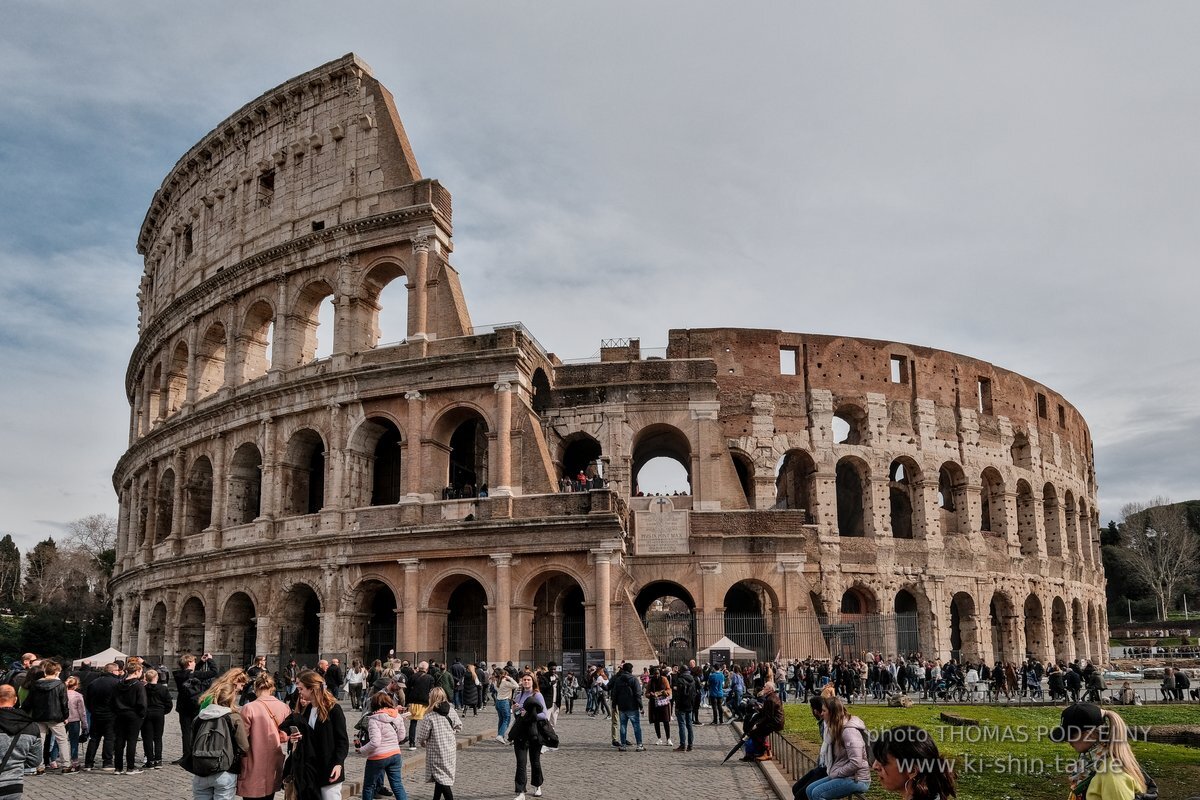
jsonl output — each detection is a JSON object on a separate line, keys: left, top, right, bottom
{"left": 405, "top": 661, "right": 435, "bottom": 748}
{"left": 82, "top": 663, "right": 121, "bottom": 771}
{"left": 20, "top": 658, "right": 69, "bottom": 773}
{"left": 670, "top": 665, "right": 698, "bottom": 752}
{"left": 609, "top": 662, "right": 644, "bottom": 751}
{"left": 172, "top": 653, "right": 216, "bottom": 762}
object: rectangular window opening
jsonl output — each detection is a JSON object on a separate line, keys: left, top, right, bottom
{"left": 182, "top": 225, "right": 193, "bottom": 257}
{"left": 258, "top": 170, "right": 275, "bottom": 208}
{"left": 1058, "top": 404, "right": 1066, "bottom": 427}
{"left": 1037, "top": 392, "right": 1048, "bottom": 419}
{"left": 890, "top": 355, "right": 907, "bottom": 384}
{"left": 977, "top": 377, "right": 993, "bottom": 415}
{"left": 311, "top": 220, "right": 325, "bottom": 232}
{"left": 779, "top": 347, "right": 799, "bottom": 376}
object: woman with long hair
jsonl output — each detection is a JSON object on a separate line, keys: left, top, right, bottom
{"left": 507, "top": 674, "right": 548, "bottom": 800}
{"left": 282, "top": 670, "right": 349, "bottom": 800}
{"left": 492, "top": 668, "right": 519, "bottom": 742}
{"left": 416, "top": 687, "right": 463, "bottom": 800}
{"left": 359, "top": 690, "right": 410, "bottom": 800}
{"left": 462, "top": 664, "right": 482, "bottom": 716}
{"left": 238, "top": 672, "right": 291, "bottom": 800}
{"left": 647, "top": 667, "right": 673, "bottom": 746}
{"left": 187, "top": 674, "right": 250, "bottom": 800}
{"left": 1051, "top": 703, "right": 1149, "bottom": 800}
{"left": 347, "top": 660, "right": 369, "bottom": 711}
{"left": 805, "top": 696, "right": 870, "bottom": 800}
{"left": 870, "top": 725, "right": 956, "bottom": 800}
{"left": 200, "top": 668, "right": 250, "bottom": 710}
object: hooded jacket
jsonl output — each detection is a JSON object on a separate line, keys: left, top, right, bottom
{"left": 112, "top": 676, "right": 148, "bottom": 717}
{"left": 21, "top": 676, "right": 69, "bottom": 723}
{"left": 358, "top": 706, "right": 407, "bottom": 759}
{"left": 823, "top": 715, "right": 870, "bottom": 784}
{"left": 0, "top": 706, "right": 40, "bottom": 796}
{"left": 83, "top": 672, "right": 121, "bottom": 716}
{"left": 186, "top": 704, "right": 250, "bottom": 772}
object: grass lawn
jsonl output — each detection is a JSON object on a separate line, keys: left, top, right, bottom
{"left": 783, "top": 703, "right": 1200, "bottom": 800}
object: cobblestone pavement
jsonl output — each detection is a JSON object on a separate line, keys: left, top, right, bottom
{"left": 27, "top": 704, "right": 775, "bottom": 800}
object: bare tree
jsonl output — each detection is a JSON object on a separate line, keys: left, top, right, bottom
{"left": 65, "top": 513, "right": 117, "bottom": 602}
{"left": 1121, "top": 498, "right": 1200, "bottom": 620}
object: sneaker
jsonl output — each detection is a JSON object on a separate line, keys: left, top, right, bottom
{"left": 666, "top": 738, "right": 673, "bottom": 746}
{"left": 35, "top": 767, "right": 45, "bottom": 776}
{"left": 654, "top": 738, "right": 663, "bottom": 746}
{"left": 514, "top": 794, "right": 526, "bottom": 800}
{"left": 62, "top": 766, "right": 78, "bottom": 774}
{"left": 636, "top": 744, "right": 646, "bottom": 752}
{"left": 82, "top": 766, "right": 95, "bottom": 772}
{"left": 101, "top": 766, "right": 116, "bottom": 773}
{"left": 153, "top": 761, "right": 164, "bottom": 769}
{"left": 496, "top": 735, "right": 508, "bottom": 744}
{"left": 115, "top": 770, "right": 126, "bottom": 775}
{"left": 127, "top": 768, "right": 145, "bottom": 775}
{"left": 533, "top": 788, "right": 543, "bottom": 797}
{"left": 140, "top": 762, "right": 153, "bottom": 770}
{"left": 407, "top": 746, "right": 417, "bottom": 751}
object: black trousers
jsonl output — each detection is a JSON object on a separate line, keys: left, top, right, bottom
{"left": 84, "top": 713, "right": 115, "bottom": 767}
{"left": 513, "top": 740, "right": 543, "bottom": 792}
{"left": 113, "top": 712, "right": 143, "bottom": 771}
{"left": 178, "top": 710, "right": 197, "bottom": 759}
{"left": 141, "top": 713, "right": 165, "bottom": 762}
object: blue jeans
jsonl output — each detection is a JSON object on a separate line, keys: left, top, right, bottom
{"left": 192, "top": 770, "right": 237, "bottom": 800}
{"left": 619, "top": 709, "right": 642, "bottom": 746}
{"left": 362, "top": 753, "right": 407, "bottom": 800}
{"left": 806, "top": 776, "right": 870, "bottom": 800}
{"left": 496, "top": 698, "right": 512, "bottom": 736}
{"left": 675, "top": 711, "right": 693, "bottom": 748}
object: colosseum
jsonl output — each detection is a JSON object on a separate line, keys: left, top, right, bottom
{"left": 109, "top": 54, "right": 1109, "bottom": 672}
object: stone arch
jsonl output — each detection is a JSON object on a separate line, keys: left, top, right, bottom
{"left": 949, "top": 591, "right": 981, "bottom": 663}
{"left": 775, "top": 449, "right": 817, "bottom": 517}
{"left": 835, "top": 456, "right": 870, "bottom": 537}
{"left": 1023, "top": 593, "right": 1047, "bottom": 661}
{"left": 278, "top": 581, "right": 322, "bottom": 664}
{"left": 1042, "top": 483, "right": 1063, "bottom": 557}
{"left": 1051, "top": 595, "right": 1070, "bottom": 663}
{"left": 893, "top": 588, "right": 923, "bottom": 656}
{"left": 938, "top": 461, "right": 969, "bottom": 535}
{"left": 1016, "top": 480, "right": 1037, "bottom": 556}
{"left": 427, "top": 573, "right": 491, "bottom": 665}
{"left": 524, "top": 569, "right": 588, "bottom": 663}
{"left": 635, "top": 580, "right": 696, "bottom": 664}
{"left": 177, "top": 595, "right": 206, "bottom": 655}
{"left": 531, "top": 367, "right": 552, "bottom": 415}
{"left": 350, "top": 578, "right": 398, "bottom": 665}
{"left": 146, "top": 601, "right": 168, "bottom": 662}
{"left": 196, "top": 322, "right": 227, "bottom": 401}
{"left": 156, "top": 467, "right": 176, "bottom": 543}
{"left": 226, "top": 442, "right": 263, "bottom": 525}
{"left": 729, "top": 449, "right": 754, "bottom": 508}
{"left": 980, "top": 467, "right": 1007, "bottom": 535}
{"left": 166, "top": 340, "right": 188, "bottom": 415}
{"left": 559, "top": 432, "right": 603, "bottom": 487}
{"left": 839, "top": 583, "right": 879, "bottom": 616}
{"left": 430, "top": 405, "right": 491, "bottom": 496}
{"left": 1064, "top": 490, "right": 1079, "bottom": 559}
{"left": 292, "top": 277, "right": 336, "bottom": 364}
{"left": 888, "top": 457, "right": 921, "bottom": 539}
{"left": 148, "top": 362, "right": 163, "bottom": 423}
{"left": 222, "top": 591, "right": 257, "bottom": 667}
{"left": 723, "top": 579, "right": 779, "bottom": 661}
{"left": 989, "top": 591, "right": 1018, "bottom": 663}
{"left": 832, "top": 401, "right": 868, "bottom": 445}
{"left": 631, "top": 423, "right": 692, "bottom": 496}
{"left": 237, "top": 299, "right": 275, "bottom": 383}
{"left": 360, "top": 259, "right": 408, "bottom": 349}
{"left": 184, "top": 455, "right": 214, "bottom": 534}
{"left": 347, "top": 416, "right": 405, "bottom": 507}
{"left": 282, "top": 428, "right": 326, "bottom": 515}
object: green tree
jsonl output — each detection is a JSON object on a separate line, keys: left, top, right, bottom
{"left": 0, "top": 535, "right": 19, "bottom": 611}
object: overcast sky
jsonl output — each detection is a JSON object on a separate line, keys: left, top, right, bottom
{"left": 1, "top": 2, "right": 1198, "bottom": 554}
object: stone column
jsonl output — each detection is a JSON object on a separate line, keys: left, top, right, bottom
{"left": 260, "top": 418, "right": 277, "bottom": 519}
{"left": 210, "top": 434, "right": 227, "bottom": 536}
{"left": 136, "top": 595, "right": 152, "bottom": 655}
{"left": 270, "top": 275, "right": 288, "bottom": 376}
{"left": 492, "top": 380, "right": 513, "bottom": 496}
{"left": 591, "top": 549, "right": 613, "bottom": 652}
{"left": 184, "top": 322, "right": 199, "bottom": 409}
{"left": 170, "top": 449, "right": 186, "bottom": 551}
{"left": 144, "top": 464, "right": 159, "bottom": 558}
{"left": 318, "top": 612, "right": 340, "bottom": 659}
{"left": 403, "top": 391, "right": 424, "bottom": 502}
{"left": 409, "top": 234, "right": 430, "bottom": 339}
{"left": 327, "top": 403, "right": 345, "bottom": 510}
{"left": 398, "top": 558, "right": 420, "bottom": 653}
{"left": 491, "top": 553, "right": 513, "bottom": 663}
{"left": 112, "top": 598, "right": 124, "bottom": 649}
{"left": 131, "top": 390, "right": 143, "bottom": 442}
{"left": 203, "top": 585, "right": 221, "bottom": 655}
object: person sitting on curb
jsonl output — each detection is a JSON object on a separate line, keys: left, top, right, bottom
{"left": 741, "top": 681, "right": 783, "bottom": 762}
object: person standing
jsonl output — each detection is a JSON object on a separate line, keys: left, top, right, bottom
{"left": 670, "top": 665, "right": 697, "bottom": 752}
{"left": 492, "top": 668, "right": 519, "bottom": 743}
{"left": 61, "top": 676, "right": 88, "bottom": 772}
{"left": 324, "top": 659, "right": 344, "bottom": 702}
{"left": 462, "top": 664, "right": 481, "bottom": 716}
{"left": 646, "top": 667, "right": 672, "bottom": 746}
{"left": 20, "top": 658, "right": 69, "bottom": 773}
{"left": 0, "top": 685, "right": 40, "bottom": 798}
{"left": 237, "top": 673, "right": 291, "bottom": 800}
{"left": 707, "top": 666, "right": 726, "bottom": 726}
{"left": 346, "top": 661, "right": 368, "bottom": 711}
{"left": 610, "top": 662, "right": 644, "bottom": 752}
{"left": 416, "top": 687, "right": 463, "bottom": 800}
{"left": 184, "top": 677, "right": 250, "bottom": 800}
{"left": 507, "top": 676, "right": 547, "bottom": 800}
{"left": 406, "top": 662, "right": 435, "bottom": 750}
{"left": 140, "top": 668, "right": 172, "bottom": 769}
{"left": 82, "top": 662, "right": 121, "bottom": 771}
{"left": 282, "top": 670, "right": 348, "bottom": 800}
{"left": 112, "top": 658, "right": 148, "bottom": 775}
{"left": 174, "top": 653, "right": 217, "bottom": 762}
{"left": 358, "top": 690, "right": 410, "bottom": 800}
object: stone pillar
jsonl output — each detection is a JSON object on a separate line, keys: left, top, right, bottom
{"left": 210, "top": 434, "right": 227, "bottom": 536}
{"left": 112, "top": 598, "right": 124, "bottom": 649}
{"left": 591, "top": 549, "right": 613, "bottom": 652}
{"left": 223, "top": 313, "right": 239, "bottom": 389}
{"left": 491, "top": 554, "right": 513, "bottom": 663}
{"left": 204, "top": 585, "right": 221, "bottom": 655}
{"left": 170, "top": 449, "right": 186, "bottom": 551}
{"left": 136, "top": 595, "right": 152, "bottom": 655}
{"left": 409, "top": 234, "right": 430, "bottom": 338}
{"left": 318, "top": 612, "right": 340, "bottom": 658}
{"left": 131, "top": 390, "right": 143, "bottom": 442}
{"left": 403, "top": 391, "right": 424, "bottom": 502}
{"left": 260, "top": 418, "right": 277, "bottom": 519}
{"left": 399, "top": 558, "right": 420, "bottom": 653}
{"left": 492, "top": 380, "right": 513, "bottom": 496}
{"left": 184, "top": 322, "right": 199, "bottom": 408}
{"left": 144, "top": 464, "right": 159, "bottom": 558}
{"left": 116, "top": 485, "right": 130, "bottom": 570}
{"left": 327, "top": 404, "right": 345, "bottom": 510}
{"left": 270, "top": 275, "right": 288, "bottom": 376}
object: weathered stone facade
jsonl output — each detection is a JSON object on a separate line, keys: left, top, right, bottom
{"left": 110, "top": 54, "right": 1109, "bottom": 670}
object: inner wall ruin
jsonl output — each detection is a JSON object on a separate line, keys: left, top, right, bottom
{"left": 110, "top": 54, "right": 1108, "bottom": 669}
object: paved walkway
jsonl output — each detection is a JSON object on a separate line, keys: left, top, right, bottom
{"left": 28, "top": 704, "right": 775, "bottom": 800}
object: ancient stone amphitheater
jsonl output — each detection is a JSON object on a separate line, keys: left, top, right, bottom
{"left": 109, "top": 54, "right": 1108, "bottom": 670}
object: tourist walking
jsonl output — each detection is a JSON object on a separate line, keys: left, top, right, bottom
{"left": 0, "top": 684, "right": 40, "bottom": 798}
{"left": 805, "top": 696, "right": 870, "bottom": 800}
{"left": 359, "top": 690, "right": 411, "bottom": 800}
{"left": 506, "top": 675, "right": 548, "bottom": 800}
{"left": 282, "top": 670, "right": 349, "bottom": 800}
{"left": 140, "top": 667, "right": 173, "bottom": 769}
{"left": 112, "top": 658, "right": 148, "bottom": 775}
{"left": 20, "top": 657, "right": 69, "bottom": 773}
{"left": 237, "top": 673, "right": 291, "bottom": 800}
{"left": 563, "top": 672, "right": 579, "bottom": 715}
{"left": 416, "top": 686, "right": 463, "bottom": 800}
{"left": 184, "top": 676, "right": 250, "bottom": 800}
{"left": 610, "top": 662, "right": 644, "bottom": 752}
{"left": 870, "top": 725, "right": 957, "bottom": 799}
{"left": 646, "top": 666, "right": 673, "bottom": 746}
{"left": 346, "top": 660, "right": 368, "bottom": 711}
{"left": 493, "top": 668, "right": 519, "bottom": 742}
{"left": 1051, "top": 703, "right": 1151, "bottom": 800}
{"left": 462, "top": 663, "right": 482, "bottom": 716}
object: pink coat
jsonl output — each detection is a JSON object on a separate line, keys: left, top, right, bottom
{"left": 237, "top": 696, "right": 290, "bottom": 798}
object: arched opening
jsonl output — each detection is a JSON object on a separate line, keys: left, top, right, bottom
{"left": 989, "top": 592, "right": 1016, "bottom": 664}
{"left": 137, "top": 479, "right": 149, "bottom": 547}
{"left": 775, "top": 449, "right": 817, "bottom": 517}
{"left": 1064, "top": 491, "right": 1079, "bottom": 559}
{"left": 980, "top": 468, "right": 1006, "bottom": 535}
{"left": 635, "top": 581, "right": 696, "bottom": 663}
{"left": 448, "top": 416, "right": 488, "bottom": 496}
{"left": 356, "top": 581, "right": 397, "bottom": 665}
{"left": 148, "top": 363, "right": 163, "bottom": 424}
{"left": 362, "top": 262, "right": 408, "bottom": 348}
{"left": 280, "top": 583, "right": 321, "bottom": 664}
{"left": 146, "top": 602, "right": 167, "bottom": 662}
{"left": 888, "top": 458, "right": 919, "bottom": 539}
{"left": 1043, "top": 483, "right": 1063, "bottom": 557}
{"left": 632, "top": 424, "right": 691, "bottom": 496}
{"left": 531, "top": 368, "right": 552, "bottom": 415}
{"left": 723, "top": 581, "right": 775, "bottom": 661}
{"left": 832, "top": 403, "right": 868, "bottom": 445}
{"left": 938, "top": 462, "right": 968, "bottom": 535}
{"left": 1016, "top": 480, "right": 1037, "bottom": 556}
{"left": 831, "top": 585, "right": 881, "bottom": 657}
{"left": 529, "top": 572, "right": 586, "bottom": 665}
{"left": 839, "top": 586, "right": 878, "bottom": 616}
{"left": 222, "top": 592, "right": 257, "bottom": 667}
{"left": 1010, "top": 432, "right": 1032, "bottom": 470}
{"left": 167, "top": 341, "right": 188, "bottom": 415}
{"left": 177, "top": 596, "right": 206, "bottom": 655}
{"left": 560, "top": 434, "right": 603, "bottom": 490}
{"left": 156, "top": 468, "right": 175, "bottom": 542}
{"left": 1023, "top": 593, "right": 1046, "bottom": 661}
{"left": 1051, "top": 596, "right": 1070, "bottom": 663}
{"left": 949, "top": 592, "right": 980, "bottom": 663}
{"left": 835, "top": 457, "right": 868, "bottom": 537}
{"left": 294, "top": 280, "right": 336, "bottom": 364}
{"left": 238, "top": 300, "right": 274, "bottom": 383}
{"left": 227, "top": 442, "right": 263, "bottom": 525}
{"left": 184, "top": 456, "right": 214, "bottom": 534}
{"left": 283, "top": 429, "right": 325, "bottom": 515}
{"left": 1071, "top": 598, "right": 1087, "bottom": 662}
{"left": 730, "top": 451, "right": 754, "bottom": 508}
{"left": 445, "top": 578, "right": 488, "bottom": 664}
{"left": 196, "top": 322, "right": 227, "bottom": 401}
{"left": 894, "top": 590, "right": 920, "bottom": 655}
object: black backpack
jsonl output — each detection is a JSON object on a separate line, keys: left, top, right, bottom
{"left": 673, "top": 674, "right": 697, "bottom": 708}
{"left": 184, "top": 714, "right": 240, "bottom": 776}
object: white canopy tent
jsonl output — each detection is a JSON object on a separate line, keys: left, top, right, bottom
{"left": 73, "top": 647, "right": 127, "bottom": 668}
{"left": 697, "top": 636, "right": 757, "bottom": 663}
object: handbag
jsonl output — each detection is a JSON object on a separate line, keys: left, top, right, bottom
{"left": 655, "top": 696, "right": 671, "bottom": 707}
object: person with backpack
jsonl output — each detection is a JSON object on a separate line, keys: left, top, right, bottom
{"left": 281, "top": 670, "right": 348, "bottom": 800}
{"left": 670, "top": 664, "right": 697, "bottom": 752}
{"left": 20, "top": 657, "right": 68, "bottom": 773}
{"left": 183, "top": 675, "right": 250, "bottom": 800}
{"left": 0, "top": 684, "right": 41, "bottom": 799}
{"left": 175, "top": 653, "right": 218, "bottom": 762}
{"left": 238, "top": 672, "right": 291, "bottom": 800}
{"left": 112, "top": 657, "right": 148, "bottom": 775}
{"left": 140, "top": 668, "right": 173, "bottom": 769}
{"left": 357, "top": 690, "right": 410, "bottom": 800}
{"left": 805, "top": 695, "right": 870, "bottom": 800}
